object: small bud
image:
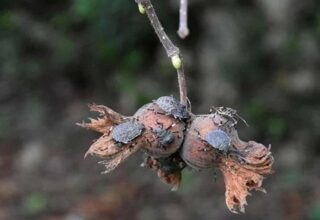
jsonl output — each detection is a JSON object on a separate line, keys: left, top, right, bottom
{"left": 171, "top": 55, "right": 182, "bottom": 69}
{"left": 138, "top": 3, "right": 145, "bottom": 14}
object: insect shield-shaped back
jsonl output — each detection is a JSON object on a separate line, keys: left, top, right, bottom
{"left": 112, "top": 121, "right": 144, "bottom": 145}
{"left": 134, "top": 96, "right": 187, "bottom": 158}
{"left": 206, "top": 130, "right": 231, "bottom": 153}
{"left": 154, "top": 96, "right": 189, "bottom": 120}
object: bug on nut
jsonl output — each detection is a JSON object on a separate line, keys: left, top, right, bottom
{"left": 111, "top": 120, "right": 144, "bottom": 145}
{"left": 80, "top": 99, "right": 274, "bottom": 213}
{"left": 134, "top": 99, "right": 186, "bottom": 158}
{"left": 154, "top": 96, "right": 189, "bottom": 120}
{"left": 206, "top": 129, "right": 231, "bottom": 153}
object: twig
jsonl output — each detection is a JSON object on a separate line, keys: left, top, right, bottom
{"left": 177, "top": 0, "right": 189, "bottom": 39}
{"left": 177, "top": 66, "right": 187, "bottom": 107}
{"left": 135, "top": 0, "right": 188, "bottom": 106}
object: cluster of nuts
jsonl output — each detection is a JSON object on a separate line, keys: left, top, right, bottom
{"left": 79, "top": 96, "right": 273, "bottom": 213}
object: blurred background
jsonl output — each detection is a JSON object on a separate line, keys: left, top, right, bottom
{"left": 0, "top": 0, "right": 319, "bottom": 219}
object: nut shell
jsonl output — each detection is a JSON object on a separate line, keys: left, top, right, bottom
{"left": 134, "top": 103, "right": 185, "bottom": 158}
{"left": 181, "top": 114, "right": 223, "bottom": 169}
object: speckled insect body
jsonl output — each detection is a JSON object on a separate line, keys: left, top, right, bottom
{"left": 155, "top": 96, "right": 189, "bottom": 120}
{"left": 112, "top": 121, "right": 144, "bottom": 144}
{"left": 153, "top": 127, "right": 175, "bottom": 147}
{"left": 206, "top": 129, "right": 231, "bottom": 153}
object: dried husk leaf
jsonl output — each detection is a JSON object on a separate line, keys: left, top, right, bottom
{"left": 142, "top": 156, "right": 183, "bottom": 191}
{"left": 157, "top": 170, "right": 181, "bottom": 191}
{"left": 77, "top": 104, "right": 124, "bottom": 133}
{"left": 84, "top": 133, "right": 142, "bottom": 173}
{"left": 219, "top": 140, "right": 274, "bottom": 213}
{"left": 78, "top": 104, "right": 145, "bottom": 173}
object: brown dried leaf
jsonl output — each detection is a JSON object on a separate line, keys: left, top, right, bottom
{"left": 157, "top": 170, "right": 181, "bottom": 191}
{"left": 219, "top": 141, "right": 273, "bottom": 213}
{"left": 77, "top": 104, "right": 124, "bottom": 133}
{"left": 88, "top": 104, "right": 124, "bottom": 124}
{"left": 84, "top": 134, "right": 117, "bottom": 158}
{"left": 77, "top": 117, "right": 111, "bottom": 134}
{"left": 84, "top": 133, "right": 142, "bottom": 173}
{"left": 99, "top": 157, "right": 124, "bottom": 174}
{"left": 142, "top": 156, "right": 182, "bottom": 191}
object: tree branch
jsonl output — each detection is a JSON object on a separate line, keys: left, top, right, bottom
{"left": 135, "top": 0, "right": 188, "bottom": 106}
{"left": 177, "top": 66, "right": 187, "bottom": 107}
{"left": 177, "top": 0, "right": 189, "bottom": 39}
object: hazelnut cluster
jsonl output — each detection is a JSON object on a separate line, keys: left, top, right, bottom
{"left": 79, "top": 96, "right": 273, "bottom": 213}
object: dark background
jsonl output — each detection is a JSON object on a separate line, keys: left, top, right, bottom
{"left": 0, "top": 0, "right": 319, "bottom": 219}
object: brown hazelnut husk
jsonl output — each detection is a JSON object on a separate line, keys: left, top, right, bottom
{"left": 79, "top": 103, "right": 274, "bottom": 213}
{"left": 142, "top": 153, "right": 185, "bottom": 191}
{"left": 78, "top": 104, "right": 154, "bottom": 173}
{"left": 79, "top": 100, "right": 187, "bottom": 174}
{"left": 219, "top": 140, "right": 273, "bottom": 213}
{"left": 180, "top": 112, "right": 274, "bottom": 213}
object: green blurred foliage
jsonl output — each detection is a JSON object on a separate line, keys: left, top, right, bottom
{"left": 282, "top": 170, "right": 302, "bottom": 187}
{"left": 309, "top": 205, "right": 320, "bottom": 220}
{"left": 24, "top": 193, "right": 47, "bottom": 214}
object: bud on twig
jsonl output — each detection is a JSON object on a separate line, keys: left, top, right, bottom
{"left": 138, "top": 3, "right": 145, "bottom": 14}
{"left": 171, "top": 55, "right": 182, "bottom": 70}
